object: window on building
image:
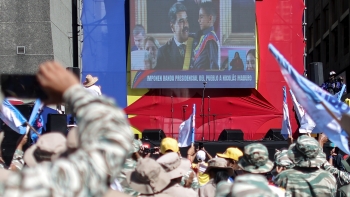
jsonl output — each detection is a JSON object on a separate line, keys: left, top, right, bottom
{"left": 332, "top": 28, "right": 338, "bottom": 61}
{"left": 324, "top": 5, "right": 329, "bottom": 32}
{"left": 331, "top": 0, "right": 338, "bottom": 24}
{"left": 325, "top": 36, "right": 330, "bottom": 63}
{"left": 343, "top": 17, "right": 349, "bottom": 55}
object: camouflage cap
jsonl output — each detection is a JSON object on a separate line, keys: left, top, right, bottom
{"left": 287, "top": 135, "right": 325, "bottom": 168}
{"left": 274, "top": 150, "right": 282, "bottom": 160}
{"left": 275, "top": 150, "right": 294, "bottom": 169}
{"left": 215, "top": 174, "right": 277, "bottom": 197}
{"left": 238, "top": 143, "right": 274, "bottom": 173}
{"left": 130, "top": 139, "right": 142, "bottom": 154}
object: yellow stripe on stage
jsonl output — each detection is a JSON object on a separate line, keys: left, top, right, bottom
{"left": 127, "top": 37, "right": 148, "bottom": 138}
{"left": 183, "top": 37, "right": 194, "bottom": 70}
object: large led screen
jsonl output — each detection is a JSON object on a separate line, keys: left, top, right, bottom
{"left": 130, "top": 0, "right": 256, "bottom": 88}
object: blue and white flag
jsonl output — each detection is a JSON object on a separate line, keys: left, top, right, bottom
{"left": 289, "top": 89, "right": 304, "bottom": 122}
{"left": 28, "top": 99, "right": 44, "bottom": 143}
{"left": 191, "top": 104, "right": 196, "bottom": 144}
{"left": 0, "top": 99, "right": 27, "bottom": 134}
{"left": 269, "top": 44, "right": 350, "bottom": 154}
{"left": 290, "top": 90, "right": 316, "bottom": 133}
{"left": 281, "top": 86, "right": 291, "bottom": 139}
{"left": 178, "top": 104, "right": 196, "bottom": 147}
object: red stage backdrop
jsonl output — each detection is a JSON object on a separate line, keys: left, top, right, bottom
{"left": 125, "top": 0, "right": 305, "bottom": 141}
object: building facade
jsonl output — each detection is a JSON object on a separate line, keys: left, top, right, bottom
{"left": 306, "top": 0, "right": 350, "bottom": 93}
{"left": 0, "top": 0, "right": 82, "bottom": 73}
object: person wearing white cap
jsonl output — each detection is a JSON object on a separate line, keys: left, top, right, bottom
{"left": 191, "top": 150, "right": 210, "bottom": 186}
{"left": 321, "top": 71, "right": 337, "bottom": 95}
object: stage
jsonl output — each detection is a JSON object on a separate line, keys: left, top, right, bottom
{"left": 142, "top": 139, "right": 289, "bottom": 161}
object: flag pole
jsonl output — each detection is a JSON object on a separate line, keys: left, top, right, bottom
{"left": 192, "top": 104, "right": 196, "bottom": 145}
{"left": 338, "top": 85, "right": 347, "bottom": 101}
{"left": 25, "top": 125, "right": 30, "bottom": 135}
{"left": 25, "top": 122, "right": 41, "bottom": 136}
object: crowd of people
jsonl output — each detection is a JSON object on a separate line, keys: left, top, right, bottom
{"left": 0, "top": 61, "right": 349, "bottom": 197}
{"left": 111, "top": 133, "right": 350, "bottom": 197}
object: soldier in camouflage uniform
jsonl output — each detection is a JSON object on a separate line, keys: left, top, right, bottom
{"left": 273, "top": 142, "right": 350, "bottom": 194}
{"left": 0, "top": 62, "right": 134, "bottom": 196}
{"left": 9, "top": 150, "right": 24, "bottom": 171}
{"left": 8, "top": 134, "right": 28, "bottom": 171}
{"left": 114, "top": 139, "right": 142, "bottom": 196}
{"left": 271, "top": 149, "right": 295, "bottom": 179}
{"left": 317, "top": 151, "right": 350, "bottom": 197}
{"left": 317, "top": 151, "right": 350, "bottom": 185}
{"left": 238, "top": 143, "right": 285, "bottom": 196}
{"left": 180, "top": 170, "right": 199, "bottom": 190}
{"left": 274, "top": 149, "right": 294, "bottom": 170}
{"left": 237, "top": 143, "right": 274, "bottom": 174}
{"left": 317, "top": 133, "right": 350, "bottom": 186}
{"left": 215, "top": 174, "right": 278, "bottom": 197}
{"left": 274, "top": 135, "right": 337, "bottom": 197}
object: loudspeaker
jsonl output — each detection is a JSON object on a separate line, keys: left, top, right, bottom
{"left": 264, "top": 129, "right": 286, "bottom": 141}
{"left": 142, "top": 129, "right": 166, "bottom": 141}
{"left": 46, "top": 114, "right": 67, "bottom": 135}
{"left": 66, "top": 67, "right": 80, "bottom": 81}
{"left": 307, "top": 62, "right": 324, "bottom": 86}
{"left": 218, "top": 129, "right": 244, "bottom": 141}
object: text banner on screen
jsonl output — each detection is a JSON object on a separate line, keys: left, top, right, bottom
{"left": 131, "top": 70, "right": 255, "bottom": 88}
{"left": 129, "top": 0, "right": 256, "bottom": 88}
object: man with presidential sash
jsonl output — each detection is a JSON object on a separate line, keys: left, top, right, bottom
{"left": 155, "top": 3, "right": 194, "bottom": 70}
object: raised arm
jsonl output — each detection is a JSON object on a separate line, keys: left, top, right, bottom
{"left": 8, "top": 134, "right": 28, "bottom": 172}
{"left": 2, "top": 62, "right": 133, "bottom": 197}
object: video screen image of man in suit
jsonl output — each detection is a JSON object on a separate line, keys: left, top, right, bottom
{"left": 155, "top": 3, "right": 191, "bottom": 70}
{"left": 131, "top": 25, "right": 146, "bottom": 51}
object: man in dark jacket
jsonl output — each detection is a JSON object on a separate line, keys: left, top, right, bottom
{"left": 155, "top": 3, "right": 192, "bottom": 70}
